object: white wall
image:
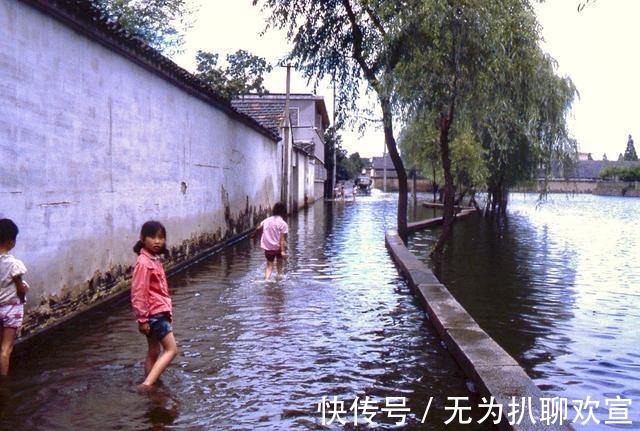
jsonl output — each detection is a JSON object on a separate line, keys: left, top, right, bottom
{"left": 0, "top": 0, "right": 279, "bottom": 334}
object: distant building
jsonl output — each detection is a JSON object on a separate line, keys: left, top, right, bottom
{"left": 533, "top": 160, "right": 640, "bottom": 194}
{"left": 369, "top": 154, "right": 433, "bottom": 192}
{"left": 232, "top": 93, "right": 330, "bottom": 209}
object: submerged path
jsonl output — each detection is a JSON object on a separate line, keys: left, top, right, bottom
{"left": 3, "top": 195, "right": 492, "bottom": 430}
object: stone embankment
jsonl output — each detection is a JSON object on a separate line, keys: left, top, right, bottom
{"left": 386, "top": 210, "right": 575, "bottom": 431}
{"left": 593, "top": 181, "right": 640, "bottom": 197}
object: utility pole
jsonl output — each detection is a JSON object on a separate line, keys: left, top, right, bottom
{"left": 281, "top": 64, "right": 292, "bottom": 213}
{"left": 332, "top": 79, "right": 337, "bottom": 197}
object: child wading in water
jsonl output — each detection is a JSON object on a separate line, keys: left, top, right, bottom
{"left": 0, "top": 219, "right": 29, "bottom": 376}
{"left": 131, "top": 221, "right": 178, "bottom": 389}
{"left": 255, "top": 203, "right": 289, "bottom": 280}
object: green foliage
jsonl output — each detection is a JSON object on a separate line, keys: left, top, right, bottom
{"left": 337, "top": 152, "right": 366, "bottom": 180}
{"left": 195, "top": 50, "right": 272, "bottom": 100}
{"left": 323, "top": 127, "right": 362, "bottom": 180}
{"left": 400, "top": 116, "right": 486, "bottom": 192}
{"left": 450, "top": 127, "right": 487, "bottom": 192}
{"left": 393, "top": 0, "right": 576, "bottom": 215}
{"left": 399, "top": 113, "right": 441, "bottom": 180}
{"left": 254, "top": 0, "right": 410, "bottom": 124}
{"left": 92, "top": 0, "right": 195, "bottom": 54}
{"left": 599, "top": 166, "right": 640, "bottom": 182}
{"left": 255, "top": 0, "right": 415, "bottom": 236}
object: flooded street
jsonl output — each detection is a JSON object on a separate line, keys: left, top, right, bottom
{"left": 3, "top": 193, "right": 490, "bottom": 431}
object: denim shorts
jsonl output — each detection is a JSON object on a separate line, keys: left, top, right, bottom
{"left": 147, "top": 312, "right": 173, "bottom": 341}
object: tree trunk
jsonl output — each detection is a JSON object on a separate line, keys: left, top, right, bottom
{"left": 469, "top": 191, "right": 481, "bottom": 211}
{"left": 432, "top": 162, "right": 437, "bottom": 203}
{"left": 412, "top": 169, "right": 417, "bottom": 208}
{"left": 432, "top": 111, "right": 456, "bottom": 256}
{"left": 380, "top": 96, "right": 408, "bottom": 240}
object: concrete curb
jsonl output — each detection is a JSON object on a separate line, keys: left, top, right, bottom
{"left": 385, "top": 231, "right": 575, "bottom": 431}
{"left": 407, "top": 209, "right": 477, "bottom": 233}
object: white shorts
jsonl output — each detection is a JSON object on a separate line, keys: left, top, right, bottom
{"left": 0, "top": 301, "right": 24, "bottom": 329}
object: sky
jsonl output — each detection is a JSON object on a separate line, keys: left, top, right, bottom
{"left": 172, "top": 0, "right": 640, "bottom": 161}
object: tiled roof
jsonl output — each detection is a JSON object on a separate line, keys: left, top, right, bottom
{"left": 231, "top": 99, "right": 284, "bottom": 137}
{"left": 371, "top": 154, "right": 398, "bottom": 170}
{"left": 239, "top": 94, "right": 331, "bottom": 129}
{"left": 543, "top": 160, "right": 640, "bottom": 179}
{"left": 19, "top": 0, "right": 279, "bottom": 141}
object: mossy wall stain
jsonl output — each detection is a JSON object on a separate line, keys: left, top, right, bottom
{"left": 20, "top": 199, "right": 272, "bottom": 339}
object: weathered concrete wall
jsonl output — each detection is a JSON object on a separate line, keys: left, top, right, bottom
{"left": 0, "top": 0, "right": 279, "bottom": 336}
{"left": 292, "top": 150, "right": 316, "bottom": 210}
{"left": 514, "top": 180, "right": 596, "bottom": 193}
{"left": 372, "top": 177, "right": 434, "bottom": 192}
{"left": 594, "top": 180, "right": 640, "bottom": 197}
{"left": 514, "top": 179, "right": 640, "bottom": 196}
{"left": 542, "top": 180, "right": 595, "bottom": 193}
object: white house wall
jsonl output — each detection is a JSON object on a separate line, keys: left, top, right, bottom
{"left": 0, "top": 0, "right": 279, "bottom": 336}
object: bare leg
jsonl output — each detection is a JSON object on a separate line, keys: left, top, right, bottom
{"left": 144, "top": 337, "right": 161, "bottom": 377}
{"left": 265, "top": 260, "right": 274, "bottom": 280}
{"left": 0, "top": 327, "right": 17, "bottom": 376}
{"left": 141, "top": 332, "right": 178, "bottom": 387}
{"left": 276, "top": 256, "right": 284, "bottom": 275}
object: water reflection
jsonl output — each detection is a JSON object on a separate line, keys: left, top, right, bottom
{"left": 409, "top": 193, "right": 640, "bottom": 430}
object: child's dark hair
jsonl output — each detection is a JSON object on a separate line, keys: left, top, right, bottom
{"left": 272, "top": 202, "right": 287, "bottom": 218}
{"left": 133, "top": 220, "right": 168, "bottom": 255}
{"left": 0, "top": 219, "right": 19, "bottom": 243}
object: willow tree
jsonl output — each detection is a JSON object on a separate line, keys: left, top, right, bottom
{"left": 394, "top": 1, "right": 576, "bottom": 253}
{"left": 393, "top": 1, "right": 527, "bottom": 254}
{"left": 254, "top": 0, "right": 419, "bottom": 238}
{"left": 472, "top": 10, "right": 577, "bottom": 216}
{"left": 399, "top": 113, "right": 441, "bottom": 203}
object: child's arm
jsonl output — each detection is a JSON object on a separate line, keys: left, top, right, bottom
{"left": 131, "top": 264, "right": 151, "bottom": 335}
{"left": 279, "top": 233, "right": 288, "bottom": 256}
{"left": 251, "top": 221, "right": 264, "bottom": 239}
{"left": 12, "top": 275, "right": 28, "bottom": 304}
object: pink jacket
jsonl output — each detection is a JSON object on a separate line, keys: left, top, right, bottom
{"left": 131, "top": 249, "right": 172, "bottom": 324}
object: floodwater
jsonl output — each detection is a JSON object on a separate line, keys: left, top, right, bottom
{"left": 409, "top": 193, "right": 640, "bottom": 430}
{"left": 2, "top": 191, "right": 494, "bottom": 431}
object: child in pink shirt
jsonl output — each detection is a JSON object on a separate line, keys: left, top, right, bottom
{"left": 255, "top": 203, "right": 289, "bottom": 280}
{"left": 0, "top": 219, "right": 29, "bottom": 376}
{"left": 131, "top": 220, "right": 178, "bottom": 389}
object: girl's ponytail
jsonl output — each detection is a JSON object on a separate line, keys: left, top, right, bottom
{"left": 133, "top": 239, "right": 144, "bottom": 255}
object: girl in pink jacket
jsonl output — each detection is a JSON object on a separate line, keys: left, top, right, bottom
{"left": 131, "top": 220, "right": 178, "bottom": 389}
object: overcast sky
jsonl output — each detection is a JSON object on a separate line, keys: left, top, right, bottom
{"left": 173, "top": 1, "right": 640, "bottom": 160}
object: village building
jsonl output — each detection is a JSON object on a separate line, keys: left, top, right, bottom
{"left": 369, "top": 154, "right": 434, "bottom": 192}
{"left": 232, "top": 93, "right": 329, "bottom": 211}
{"left": 535, "top": 159, "right": 640, "bottom": 195}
